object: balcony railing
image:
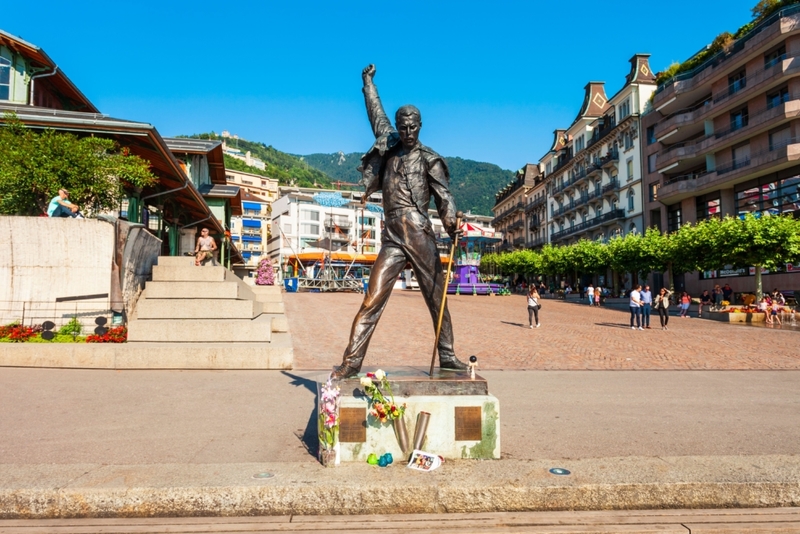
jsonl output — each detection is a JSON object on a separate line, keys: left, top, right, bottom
{"left": 550, "top": 209, "right": 626, "bottom": 241}
{"left": 600, "top": 149, "right": 619, "bottom": 168}
{"left": 513, "top": 236, "right": 526, "bottom": 246}
{"left": 507, "top": 219, "right": 524, "bottom": 231}
{"left": 526, "top": 237, "right": 547, "bottom": 248}
{"left": 587, "top": 118, "right": 618, "bottom": 149}
{"left": 663, "top": 170, "right": 710, "bottom": 187}
{"left": 602, "top": 178, "right": 620, "bottom": 194}
{"left": 718, "top": 136, "right": 800, "bottom": 175}
{"left": 529, "top": 216, "right": 542, "bottom": 230}
{"left": 491, "top": 201, "right": 525, "bottom": 226}
{"left": 325, "top": 218, "right": 352, "bottom": 228}
{"left": 524, "top": 196, "right": 547, "bottom": 213}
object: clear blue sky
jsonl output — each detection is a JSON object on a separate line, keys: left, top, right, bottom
{"left": 9, "top": 0, "right": 760, "bottom": 170}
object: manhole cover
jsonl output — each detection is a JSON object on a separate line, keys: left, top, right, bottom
{"left": 252, "top": 472, "right": 274, "bottom": 479}
{"left": 549, "top": 468, "right": 571, "bottom": 476}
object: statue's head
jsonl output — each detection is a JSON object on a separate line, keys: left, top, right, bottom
{"left": 395, "top": 105, "right": 421, "bottom": 149}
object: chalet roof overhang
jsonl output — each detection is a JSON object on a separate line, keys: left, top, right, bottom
{"left": 164, "top": 138, "right": 240, "bottom": 215}
{"left": 0, "top": 105, "right": 227, "bottom": 234}
{"left": 0, "top": 29, "right": 98, "bottom": 113}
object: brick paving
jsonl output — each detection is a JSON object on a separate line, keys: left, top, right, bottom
{"left": 284, "top": 291, "right": 800, "bottom": 370}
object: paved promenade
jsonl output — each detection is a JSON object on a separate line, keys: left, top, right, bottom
{"left": 2, "top": 288, "right": 799, "bottom": 522}
{"left": 285, "top": 291, "right": 800, "bottom": 371}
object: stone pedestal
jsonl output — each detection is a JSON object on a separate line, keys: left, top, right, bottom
{"left": 318, "top": 367, "right": 500, "bottom": 462}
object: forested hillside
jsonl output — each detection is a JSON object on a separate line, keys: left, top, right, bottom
{"left": 179, "top": 133, "right": 333, "bottom": 188}
{"left": 300, "top": 151, "right": 514, "bottom": 216}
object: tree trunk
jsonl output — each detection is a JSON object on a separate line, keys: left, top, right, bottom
{"left": 667, "top": 262, "right": 675, "bottom": 293}
{"left": 755, "top": 265, "right": 763, "bottom": 301}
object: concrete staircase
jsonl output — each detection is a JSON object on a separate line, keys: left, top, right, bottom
{"left": 124, "top": 256, "right": 292, "bottom": 369}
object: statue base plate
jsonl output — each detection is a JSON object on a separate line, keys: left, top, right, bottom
{"left": 318, "top": 367, "right": 500, "bottom": 462}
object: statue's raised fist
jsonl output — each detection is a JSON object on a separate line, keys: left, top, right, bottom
{"left": 362, "top": 64, "right": 376, "bottom": 84}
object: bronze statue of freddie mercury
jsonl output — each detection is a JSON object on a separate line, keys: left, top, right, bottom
{"left": 332, "top": 65, "right": 468, "bottom": 379}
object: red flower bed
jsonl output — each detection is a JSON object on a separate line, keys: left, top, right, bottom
{"left": 86, "top": 327, "right": 127, "bottom": 343}
{"left": 0, "top": 324, "right": 39, "bottom": 342}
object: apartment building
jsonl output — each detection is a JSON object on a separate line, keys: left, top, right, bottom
{"left": 643, "top": 5, "right": 800, "bottom": 294}
{"left": 225, "top": 168, "right": 279, "bottom": 203}
{"left": 542, "top": 55, "right": 657, "bottom": 246}
{"left": 524, "top": 166, "right": 548, "bottom": 250}
{"left": 230, "top": 190, "right": 271, "bottom": 270}
{"left": 492, "top": 165, "right": 537, "bottom": 251}
{"left": 268, "top": 187, "right": 384, "bottom": 278}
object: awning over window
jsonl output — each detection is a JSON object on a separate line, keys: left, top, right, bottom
{"left": 242, "top": 235, "right": 262, "bottom": 242}
{"left": 242, "top": 251, "right": 252, "bottom": 258}
{"left": 243, "top": 202, "right": 262, "bottom": 211}
{"left": 242, "top": 219, "right": 261, "bottom": 228}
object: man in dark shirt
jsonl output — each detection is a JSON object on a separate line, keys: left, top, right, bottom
{"left": 699, "top": 290, "right": 713, "bottom": 317}
{"left": 722, "top": 284, "right": 734, "bottom": 303}
{"left": 332, "top": 65, "right": 468, "bottom": 379}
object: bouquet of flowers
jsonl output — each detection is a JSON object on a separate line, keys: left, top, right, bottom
{"left": 318, "top": 377, "right": 340, "bottom": 466}
{"left": 360, "top": 370, "right": 406, "bottom": 423}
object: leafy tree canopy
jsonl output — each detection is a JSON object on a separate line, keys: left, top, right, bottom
{"left": 0, "top": 114, "right": 156, "bottom": 216}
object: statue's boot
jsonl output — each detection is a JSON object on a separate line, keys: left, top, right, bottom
{"left": 331, "top": 363, "right": 360, "bottom": 379}
{"left": 439, "top": 354, "right": 469, "bottom": 371}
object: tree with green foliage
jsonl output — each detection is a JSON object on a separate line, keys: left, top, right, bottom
{"left": 698, "top": 214, "right": 800, "bottom": 299}
{"left": 0, "top": 115, "right": 156, "bottom": 216}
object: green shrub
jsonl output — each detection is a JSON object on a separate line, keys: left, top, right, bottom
{"left": 58, "top": 317, "right": 83, "bottom": 338}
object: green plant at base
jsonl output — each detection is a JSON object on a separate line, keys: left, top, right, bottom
{"left": 59, "top": 317, "right": 83, "bottom": 340}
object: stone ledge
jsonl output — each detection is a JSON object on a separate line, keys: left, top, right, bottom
{"left": 1, "top": 456, "right": 799, "bottom": 518}
{"left": 0, "top": 341, "right": 293, "bottom": 370}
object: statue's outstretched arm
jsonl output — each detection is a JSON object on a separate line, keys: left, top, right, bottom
{"left": 362, "top": 64, "right": 394, "bottom": 138}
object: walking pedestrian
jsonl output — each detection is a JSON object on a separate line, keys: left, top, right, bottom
{"left": 679, "top": 292, "right": 691, "bottom": 317}
{"left": 594, "top": 286, "right": 601, "bottom": 307}
{"left": 629, "top": 284, "right": 644, "bottom": 330}
{"left": 587, "top": 283, "right": 594, "bottom": 306}
{"left": 640, "top": 285, "right": 653, "bottom": 328}
{"left": 654, "top": 287, "right": 671, "bottom": 330}
{"left": 527, "top": 286, "right": 541, "bottom": 329}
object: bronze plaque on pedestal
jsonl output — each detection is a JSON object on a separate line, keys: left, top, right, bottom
{"left": 455, "top": 406, "right": 482, "bottom": 441}
{"left": 339, "top": 407, "right": 367, "bottom": 442}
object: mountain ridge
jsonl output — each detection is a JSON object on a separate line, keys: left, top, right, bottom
{"left": 299, "top": 151, "right": 514, "bottom": 216}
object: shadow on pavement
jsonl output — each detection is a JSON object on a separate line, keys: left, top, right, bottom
{"left": 500, "top": 321, "right": 527, "bottom": 328}
{"left": 594, "top": 322, "right": 634, "bottom": 329}
{"left": 281, "top": 371, "right": 319, "bottom": 459}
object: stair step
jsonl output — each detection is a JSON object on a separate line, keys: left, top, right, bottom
{"left": 136, "top": 298, "right": 256, "bottom": 319}
{"left": 152, "top": 265, "right": 226, "bottom": 282}
{"left": 127, "top": 317, "right": 272, "bottom": 343}
{"left": 155, "top": 256, "right": 197, "bottom": 267}
{"left": 258, "top": 301, "right": 284, "bottom": 315}
{"left": 144, "top": 281, "right": 247, "bottom": 300}
{"left": 264, "top": 314, "right": 289, "bottom": 333}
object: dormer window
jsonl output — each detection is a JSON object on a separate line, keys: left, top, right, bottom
{"left": 0, "top": 57, "right": 11, "bottom": 101}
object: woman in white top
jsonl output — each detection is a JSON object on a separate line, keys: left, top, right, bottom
{"left": 527, "top": 287, "right": 541, "bottom": 328}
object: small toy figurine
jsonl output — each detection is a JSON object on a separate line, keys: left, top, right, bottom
{"left": 468, "top": 355, "right": 478, "bottom": 380}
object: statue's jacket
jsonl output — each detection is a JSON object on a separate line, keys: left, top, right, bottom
{"left": 357, "top": 83, "right": 456, "bottom": 230}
